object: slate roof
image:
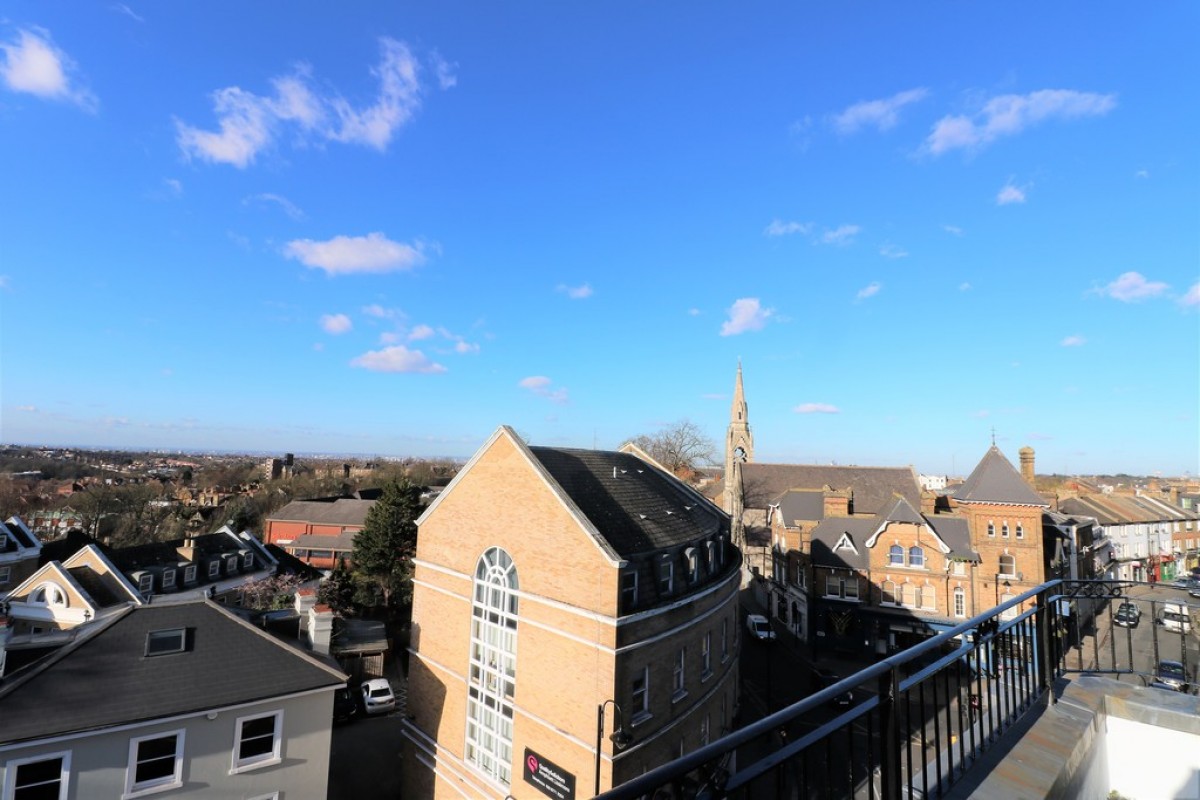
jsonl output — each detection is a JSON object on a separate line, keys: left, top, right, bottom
{"left": 952, "top": 447, "right": 1048, "bottom": 507}
{"left": 527, "top": 446, "right": 725, "bottom": 558}
{"left": 739, "top": 463, "right": 920, "bottom": 516}
{"left": 776, "top": 490, "right": 826, "bottom": 525}
{"left": 879, "top": 496, "right": 925, "bottom": 526}
{"left": 268, "top": 498, "right": 375, "bottom": 527}
{"left": 291, "top": 532, "right": 356, "bottom": 551}
{"left": 1, "top": 517, "right": 39, "bottom": 551}
{"left": 925, "top": 516, "right": 980, "bottom": 561}
{"left": 1058, "top": 494, "right": 1200, "bottom": 526}
{"left": 809, "top": 517, "right": 876, "bottom": 570}
{"left": 0, "top": 601, "right": 346, "bottom": 745}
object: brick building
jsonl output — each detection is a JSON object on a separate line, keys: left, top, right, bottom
{"left": 402, "top": 426, "right": 741, "bottom": 798}
{"left": 263, "top": 497, "right": 374, "bottom": 569}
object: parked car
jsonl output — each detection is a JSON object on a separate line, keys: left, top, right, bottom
{"left": 814, "top": 669, "right": 854, "bottom": 707}
{"left": 746, "top": 613, "right": 776, "bottom": 642}
{"left": 1159, "top": 608, "right": 1193, "bottom": 635}
{"left": 1114, "top": 602, "right": 1140, "bottom": 628}
{"left": 1154, "top": 659, "right": 1188, "bottom": 691}
{"left": 361, "top": 678, "right": 396, "bottom": 715}
{"left": 333, "top": 685, "right": 359, "bottom": 723}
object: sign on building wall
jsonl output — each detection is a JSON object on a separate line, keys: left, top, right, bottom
{"left": 523, "top": 747, "right": 576, "bottom": 800}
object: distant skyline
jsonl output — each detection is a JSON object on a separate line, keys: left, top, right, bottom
{"left": 1, "top": 4, "right": 1197, "bottom": 478}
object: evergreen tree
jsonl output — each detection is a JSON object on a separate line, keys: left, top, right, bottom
{"left": 318, "top": 557, "right": 358, "bottom": 616}
{"left": 352, "top": 478, "right": 422, "bottom": 615}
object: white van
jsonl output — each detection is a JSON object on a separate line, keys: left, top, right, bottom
{"left": 1160, "top": 603, "right": 1193, "bottom": 634}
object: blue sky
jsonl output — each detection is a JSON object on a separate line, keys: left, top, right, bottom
{"left": 1, "top": 3, "right": 1197, "bottom": 477}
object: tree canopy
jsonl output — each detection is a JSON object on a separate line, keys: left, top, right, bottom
{"left": 352, "top": 478, "right": 423, "bottom": 614}
{"left": 628, "top": 419, "right": 717, "bottom": 478}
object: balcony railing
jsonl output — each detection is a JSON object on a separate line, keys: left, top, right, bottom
{"left": 596, "top": 579, "right": 1198, "bottom": 800}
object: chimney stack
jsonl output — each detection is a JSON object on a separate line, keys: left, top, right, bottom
{"left": 307, "top": 604, "right": 334, "bottom": 655}
{"left": 1019, "top": 446, "right": 1036, "bottom": 488}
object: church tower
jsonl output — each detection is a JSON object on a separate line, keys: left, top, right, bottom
{"left": 724, "top": 362, "right": 754, "bottom": 518}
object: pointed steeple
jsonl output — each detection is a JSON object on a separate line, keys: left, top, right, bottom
{"left": 731, "top": 360, "right": 748, "bottom": 425}
{"left": 723, "top": 362, "right": 754, "bottom": 516}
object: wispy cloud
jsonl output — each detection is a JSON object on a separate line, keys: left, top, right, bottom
{"left": 556, "top": 283, "right": 593, "bottom": 299}
{"left": 408, "top": 324, "right": 434, "bottom": 341}
{"left": 764, "top": 219, "right": 812, "bottom": 237}
{"left": 925, "top": 89, "right": 1116, "bottom": 156}
{"left": 519, "top": 375, "right": 569, "bottom": 404}
{"left": 1096, "top": 271, "right": 1169, "bottom": 302}
{"left": 112, "top": 4, "right": 144, "bottom": 22}
{"left": 959, "top": 282, "right": 972, "bottom": 292}
{"left": 1027, "top": 432, "right": 1053, "bottom": 441}
{"left": 1135, "top": 169, "right": 1150, "bottom": 179}
{"left": 431, "top": 51, "right": 457, "bottom": 89}
{"left": 176, "top": 37, "right": 442, "bottom": 167}
{"left": 996, "top": 182, "right": 1028, "bottom": 205}
{"left": 0, "top": 27, "right": 97, "bottom": 110}
{"left": 720, "top": 298, "right": 773, "bottom": 336}
{"left": 16, "top": 404, "right": 36, "bottom": 412}
{"left": 795, "top": 402, "right": 839, "bottom": 414}
{"left": 856, "top": 282, "right": 882, "bottom": 301}
{"left": 319, "top": 313, "right": 352, "bottom": 334}
{"left": 879, "top": 243, "right": 908, "bottom": 259}
{"left": 163, "top": 178, "right": 183, "bottom": 197}
{"left": 831, "top": 88, "right": 928, "bottom": 135}
{"left": 350, "top": 345, "right": 446, "bottom": 374}
{"left": 284, "top": 232, "right": 427, "bottom": 276}
{"left": 820, "top": 224, "right": 861, "bottom": 245}
{"left": 246, "top": 192, "right": 305, "bottom": 220}
{"left": 0, "top": 275, "right": 9, "bottom": 291}
{"left": 1060, "top": 335, "right": 1086, "bottom": 347}
{"left": 362, "top": 304, "right": 400, "bottom": 320}
{"left": 943, "top": 224, "right": 965, "bottom": 236}
{"left": 687, "top": 308, "right": 701, "bottom": 316}
{"left": 1181, "top": 283, "right": 1200, "bottom": 309}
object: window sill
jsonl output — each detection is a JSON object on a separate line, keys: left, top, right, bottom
{"left": 823, "top": 596, "right": 861, "bottom": 603}
{"left": 670, "top": 689, "right": 688, "bottom": 704}
{"left": 229, "top": 756, "right": 281, "bottom": 775}
{"left": 700, "top": 669, "right": 713, "bottom": 684}
{"left": 123, "top": 779, "right": 183, "bottom": 799}
{"left": 629, "top": 710, "right": 653, "bottom": 728}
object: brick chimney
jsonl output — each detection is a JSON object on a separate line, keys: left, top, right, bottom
{"left": 294, "top": 587, "right": 317, "bottom": 615}
{"left": 1019, "top": 446, "right": 1036, "bottom": 488}
{"left": 306, "top": 604, "right": 334, "bottom": 655}
{"left": 823, "top": 487, "right": 852, "bottom": 518}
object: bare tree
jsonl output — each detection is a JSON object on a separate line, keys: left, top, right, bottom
{"left": 628, "top": 420, "right": 717, "bottom": 478}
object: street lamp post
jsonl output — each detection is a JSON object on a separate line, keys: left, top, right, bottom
{"left": 594, "top": 699, "right": 633, "bottom": 796}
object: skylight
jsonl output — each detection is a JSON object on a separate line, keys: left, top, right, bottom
{"left": 145, "top": 628, "right": 187, "bottom": 656}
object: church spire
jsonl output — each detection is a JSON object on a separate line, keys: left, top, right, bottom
{"left": 731, "top": 360, "right": 748, "bottom": 425}
{"left": 723, "top": 362, "right": 754, "bottom": 517}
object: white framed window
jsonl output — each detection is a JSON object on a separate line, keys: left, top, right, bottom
{"left": 888, "top": 545, "right": 904, "bottom": 566}
{"left": 999, "top": 554, "right": 1017, "bottom": 579}
{"left": 0, "top": 565, "right": 11, "bottom": 585}
{"left": 125, "top": 730, "right": 184, "bottom": 797}
{"left": 1002, "top": 522, "right": 1010, "bottom": 538}
{"left": 231, "top": 711, "right": 282, "bottom": 773}
{"left": 908, "top": 546, "right": 925, "bottom": 568}
{"left": 207, "top": 561, "right": 220, "bottom": 578}
{"left": 825, "top": 575, "right": 859, "bottom": 600}
{"left": 161, "top": 569, "right": 176, "bottom": 590}
{"left": 1016, "top": 523, "right": 1024, "bottom": 539}
{"left": 620, "top": 569, "right": 638, "bottom": 611}
{"left": 706, "top": 540, "right": 717, "bottom": 572}
{"left": 671, "top": 648, "right": 686, "bottom": 700}
{"left": 225, "top": 556, "right": 237, "bottom": 573}
{"left": 881, "top": 580, "right": 897, "bottom": 605}
{"left": 5, "top": 751, "right": 71, "bottom": 800}
{"left": 243, "top": 553, "right": 254, "bottom": 569}
{"left": 183, "top": 565, "right": 196, "bottom": 583}
{"left": 701, "top": 632, "right": 712, "bottom": 678}
{"left": 658, "top": 556, "right": 674, "bottom": 595}
{"left": 466, "top": 547, "right": 519, "bottom": 787}
{"left": 631, "top": 666, "right": 650, "bottom": 722}
{"left": 953, "top": 587, "right": 966, "bottom": 618}
{"left": 686, "top": 547, "right": 700, "bottom": 582}
{"left": 987, "top": 521, "right": 995, "bottom": 537}
{"left": 138, "top": 574, "right": 154, "bottom": 593}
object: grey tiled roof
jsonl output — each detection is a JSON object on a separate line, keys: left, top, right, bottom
{"left": 925, "top": 516, "right": 979, "bottom": 561}
{"left": 2, "top": 517, "right": 39, "bottom": 550}
{"left": 527, "top": 446, "right": 726, "bottom": 558}
{"left": 879, "top": 496, "right": 924, "bottom": 525}
{"left": 952, "top": 447, "right": 1047, "bottom": 507}
{"left": 291, "top": 532, "right": 356, "bottom": 551}
{"left": 268, "top": 498, "right": 374, "bottom": 527}
{"left": 0, "top": 601, "right": 346, "bottom": 745}
{"left": 741, "top": 463, "right": 920, "bottom": 516}
{"left": 776, "top": 490, "right": 826, "bottom": 525}
{"left": 809, "top": 518, "right": 875, "bottom": 570}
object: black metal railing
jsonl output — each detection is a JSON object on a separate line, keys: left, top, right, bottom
{"left": 596, "top": 579, "right": 1199, "bottom": 800}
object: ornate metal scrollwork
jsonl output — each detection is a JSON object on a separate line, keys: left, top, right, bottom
{"left": 1057, "top": 580, "right": 1135, "bottom": 600}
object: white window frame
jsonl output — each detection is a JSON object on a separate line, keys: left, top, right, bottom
{"left": 671, "top": 647, "right": 687, "bottom": 701}
{"left": 881, "top": 580, "right": 898, "bottom": 606}
{"left": 183, "top": 565, "right": 196, "bottom": 583}
{"left": 701, "top": 632, "right": 712, "bottom": 679}
{"left": 124, "top": 729, "right": 185, "bottom": 798}
{"left": 908, "top": 546, "right": 925, "bottom": 569}
{"left": 4, "top": 751, "right": 71, "bottom": 800}
{"left": 230, "top": 710, "right": 283, "bottom": 774}
{"left": 620, "top": 569, "right": 638, "bottom": 610}
{"left": 161, "top": 569, "right": 176, "bottom": 590}
{"left": 1016, "top": 523, "right": 1024, "bottom": 539}
{"left": 721, "top": 617, "right": 729, "bottom": 662}
{"left": 631, "top": 666, "right": 650, "bottom": 724}
{"left": 825, "top": 575, "right": 859, "bottom": 601}
{"left": 686, "top": 547, "right": 700, "bottom": 583}
{"left": 1002, "top": 522, "right": 1010, "bottom": 538}
{"left": 953, "top": 587, "right": 966, "bottom": 618}
{"left": 888, "top": 545, "right": 904, "bottom": 566}
{"left": 951, "top": 561, "right": 967, "bottom": 576}
{"left": 0, "top": 565, "right": 11, "bottom": 585}
{"left": 207, "top": 561, "right": 220, "bottom": 578}
{"left": 658, "top": 556, "right": 674, "bottom": 595}
{"left": 987, "top": 521, "right": 995, "bottom": 538}
{"left": 138, "top": 574, "right": 153, "bottom": 593}
{"left": 998, "top": 554, "right": 1017, "bottom": 579}
{"left": 243, "top": 553, "right": 254, "bottom": 569}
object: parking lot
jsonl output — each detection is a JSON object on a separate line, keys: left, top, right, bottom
{"left": 328, "top": 672, "right": 408, "bottom": 800}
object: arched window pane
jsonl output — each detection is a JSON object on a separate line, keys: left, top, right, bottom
{"left": 466, "top": 548, "right": 518, "bottom": 786}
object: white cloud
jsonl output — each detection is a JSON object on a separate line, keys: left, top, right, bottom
{"left": 362, "top": 304, "right": 399, "bottom": 319}
{"left": 378, "top": 332, "right": 399, "bottom": 344}
{"left": 943, "top": 224, "right": 965, "bottom": 236}
{"left": 556, "top": 283, "right": 593, "bottom": 299}
{"left": 925, "top": 89, "right": 1116, "bottom": 156}
{"left": 1135, "top": 169, "right": 1150, "bottom": 179}
{"left": 764, "top": 219, "right": 812, "bottom": 237}
{"left": 831, "top": 88, "right": 928, "bottom": 135}
{"left": 879, "top": 243, "right": 908, "bottom": 259}
{"left": 163, "top": 178, "right": 183, "bottom": 196}
{"left": 454, "top": 340, "right": 480, "bottom": 355}
{"left": 284, "top": 232, "right": 427, "bottom": 276}
{"left": 1060, "top": 335, "right": 1086, "bottom": 347}
{"left": 112, "top": 4, "right": 144, "bottom": 22}
{"left": 350, "top": 345, "right": 446, "bottom": 373}
{"left": 176, "top": 37, "right": 430, "bottom": 167}
{"left": 319, "top": 313, "right": 352, "bottom": 334}
{"left": 720, "top": 298, "right": 773, "bottom": 336}
{"left": 519, "top": 376, "right": 569, "bottom": 404}
{"left": 788, "top": 115, "right": 814, "bottom": 152}
{"left": 996, "top": 183, "right": 1027, "bottom": 205}
{"left": 17, "top": 404, "right": 36, "bottom": 412}
{"left": 687, "top": 308, "right": 701, "bottom": 316}
{"left": 431, "top": 51, "right": 457, "bottom": 89}
{"left": 959, "top": 282, "right": 972, "bottom": 292}
{"left": 1097, "top": 271, "right": 1169, "bottom": 302}
{"left": 820, "top": 224, "right": 861, "bottom": 245}
{"left": 856, "top": 282, "right": 882, "bottom": 300}
{"left": 408, "top": 324, "right": 435, "bottom": 341}
{"left": 794, "top": 402, "right": 840, "bottom": 414}
{"left": 0, "top": 28, "right": 97, "bottom": 110}
{"left": 1181, "top": 283, "right": 1200, "bottom": 309}
{"left": 246, "top": 192, "right": 305, "bottom": 220}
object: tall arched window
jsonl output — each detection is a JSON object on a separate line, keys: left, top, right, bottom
{"left": 908, "top": 546, "right": 925, "bottom": 568}
{"left": 881, "top": 580, "right": 897, "bottom": 605}
{"left": 466, "top": 548, "right": 519, "bottom": 786}
{"left": 888, "top": 545, "right": 904, "bottom": 566}
{"left": 999, "top": 554, "right": 1017, "bottom": 578}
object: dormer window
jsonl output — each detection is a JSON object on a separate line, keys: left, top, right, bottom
{"left": 705, "top": 540, "right": 717, "bottom": 572}
{"left": 31, "top": 582, "right": 67, "bottom": 606}
{"left": 138, "top": 574, "right": 154, "bottom": 593}
{"left": 145, "top": 628, "right": 187, "bottom": 656}
{"left": 208, "top": 561, "right": 220, "bottom": 578}
{"left": 621, "top": 569, "right": 638, "bottom": 611}
{"left": 226, "top": 556, "right": 237, "bottom": 573}
{"left": 184, "top": 565, "right": 197, "bottom": 583}
{"left": 243, "top": 552, "right": 254, "bottom": 569}
{"left": 658, "top": 555, "right": 674, "bottom": 595}
{"left": 162, "top": 569, "right": 176, "bottom": 589}
{"left": 686, "top": 547, "right": 700, "bottom": 582}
